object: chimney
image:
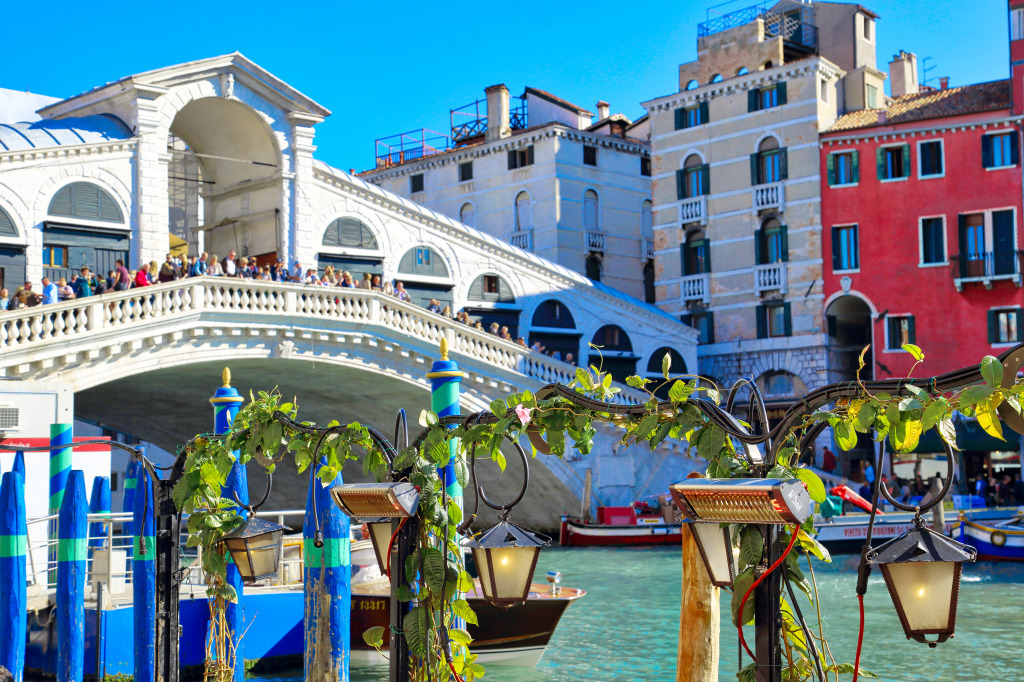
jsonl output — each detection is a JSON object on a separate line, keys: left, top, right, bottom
{"left": 888, "top": 50, "right": 919, "bottom": 98}
{"left": 940, "top": 77, "right": 950, "bottom": 90}
{"left": 484, "top": 84, "right": 511, "bottom": 142}
{"left": 596, "top": 101, "right": 610, "bottom": 120}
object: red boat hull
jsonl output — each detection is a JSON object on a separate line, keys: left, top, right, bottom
{"left": 559, "top": 517, "right": 682, "bottom": 546}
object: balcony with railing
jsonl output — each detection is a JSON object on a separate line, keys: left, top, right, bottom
{"left": 450, "top": 96, "right": 528, "bottom": 145}
{"left": 697, "top": 1, "right": 818, "bottom": 53}
{"left": 680, "top": 195, "right": 707, "bottom": 225}
{"left": 586, "top": 230, "right": 606, "bottom": 252}
{"left": 951, "top": 251, "right": 1023, "bottom": 291}
{"left": 752, "top": 182, "right": 785, "bottom": 213}
{"left": 679, "top": 273, "right": 711, "bottom": 305}
{"left": 510, "top": 230, "right": 533, "bottom": 251}
{"left": 754, "top": 262, "right": 788, "bottom": 295}
{"left": 374, "top": 129, "right": 451, "bottom": 169}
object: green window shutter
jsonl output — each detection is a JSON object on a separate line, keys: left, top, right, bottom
{"left": 906, "top": 315, "right": 916, "bottom": 345}
{"left": 681, "top": 314, "right": 692, "bottom": 326}
{"left": 73, "top": 183, "right": 101, "bottom": 220}
{"left": 901, "top": 144, "right": 911, "bottom": 177}
{"left": 783, "top": 302, "right": 792, "bottom": 336}
{"left": 527, "top": 146, "right": 535, "bottom": 165}
{"left": 851, "top": 150, "right": 860, "bottom": 183}
{"left": 1012, "top": 133, "right": 1021, "bottom": 166}
{"left": 1017, "top": 310, "right": 1024, "bottom": 343}
{"left": 0, "top": 207, "right": 15, "bottom": 238}
{"left": 508, "top": 150, "right": 517, "bottom": 170}
{"left": 99, "top": 191, "right": 123, "bottom": 223}
{"left": 754, "top": 228, "right": 763, "bottom": 265}
{"left": 699, "top": 101, "right": 709, "bottom": 125}
{"left": 876, "top": 147, "right": 886, "bottom": 179}
{"left": 469, "top": 276, "right": 485, "bottom": 300}
{"left": 756, "top": 305, "right": 767, "bottom": 339}
{"left": 675, "top": 108, "right": 685, "bottom": 130}
{"left": 498, "top": 277, "right": 514, "bottom": 303}
{"left": 700, "top": 164, "right": 710, "bottom": 196}
{"left": 750, "top": 154, "right": 759, "bottom": 185}
{"left": 831, "top": 226, "right": 842, "bottom": 271}
{"left": 826, "top": 153, "right": 836, "bottom": 186}
{"left": 779, "top": 148, "right": 789, "bottom": 180}
{"left": 988, "top": 310, "right": 999, "bottom": 343}
{"left": 705, "top": 239, "right": 712, "bottom": 272}
{"left": 706, "top": 311, "right": 715, "bottom": 344}
{"left": 676, "top": 169, "right": 686, "bottom": 200}
{"left": 399, "top": 249, "right": 416, "bottom": 272}
{"left": 981, "top": 136, "right": 993, "bottom": 169}
{"left": 49, "top": 186, "right": 73, "bottom": 216}
{"left": 780, "top": 225, "right": 789, "bottom": 262}
{"left": 776, "top": 81, "right": 787, "bottom": 106}
{"left": 680, "top": 242, "right": 690, "bottom": 276}
{"left": 748, "top": 89, "right": 759, "bottom": 112}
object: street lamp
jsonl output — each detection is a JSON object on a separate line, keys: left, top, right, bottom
{"left": 867, "top": 521, "right": 976, "bottom": 647}
{"left": 689, "top": 522, "right": 736, "bottom": 588}
{"left": 366, "top": 518, "right": 396, "bottom": 575}
{"left": 216, "top": 515, "right": 290, "bottom": 584}
{"left": 467, "top": 518, "right": 547, "bottom": 607}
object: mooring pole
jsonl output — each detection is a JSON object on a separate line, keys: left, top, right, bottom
{"left": 11, "top": 451, "right": 24, "bottom": 477}
{"left": 153, "top": 473, "right": 181, "bottom": 682}
{"left": 676, "top": 524, "right": 719, "bottom": 681}
{"left": 48, "top": 423, "right": 72, "bottom": 584}
{"left": 390, "top": 514, "right": 418, "bottom": 682}
{"left": 133, "top": 466, "right": 156, "bottom": 682}
{"left": 57, "top": 470, "right": 87, "bottom": 682}
{"left": 88, "top": 477, "right": 110, "bottom": 554}
{"left": 0, "top": 471, "right": 27, "bottom": 681}
{"left": 122, "top": 458, "right": 139, "bottom": 557}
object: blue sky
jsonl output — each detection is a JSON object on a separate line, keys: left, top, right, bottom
{"left": 2, "top": 1, "right": 1010, "bottom": 171}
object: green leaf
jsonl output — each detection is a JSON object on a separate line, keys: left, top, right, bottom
{"left": 453, "top": 457, "right": 470, "bottom": 489}
{"left": 901, "top": 343, "right": 924, "bottom": 361}
{"left": 739, "top": 526, "right": 764, "bottom": 570}
{"left": 457, "top": 570, "right": 474, "bottom": 592}
{"left": 891, "top": 418, "right": 923, "bottom": 453}
{"left": 662, "top": 351, "right": 672, "bottom": 379}
{"left": 697, "top": 425, "right": 726, "bottom": 460}
{"left": 362, "top": 626, "right": 385, "bottom": 648}
{"left": 826, "top": 663, "right": 877, "bottom": 678}
{"left": 981, "top": 355, "right": 1004, "bottom": 389}
{"left": 921, "top": 399, "right": 949, "bottom": 432}
{"left": 635, "top": 413, "right": 659, "bottom": 441}
{"left": 731, "top": 567, "right": 756, "bottom": 627}
{"left": 452, "top": 598, "right": 479, "bottom": 626}
{"left": 394, "top": 585, "right": 416, "bottom": 602}
{"left": 403, "top": 606, "right": 429, "bottom": 658}
{"left": 856, "top": 402, "right": 877, "bottom": 431}
{"left": 737, "top": 662, "right": 757, "bottom": 682}
{"left": 625, "top": 375, "right": 649, "bottom": 389}
{"left": 834, "top": 421, "right": 858, "bottom": 451}
{"left": 668, "top": 380, "right": 693, "bottom": 403}
{"left": 977, "top": 400, "right": 1006, "bottom": 441}
{"left": 796, "top": 468, "right": 826, "bottom": 503}
{"left": 489, "top": 400, "right": 506, "bottom": 418}
{"left": 937, "top": 417, "right": 958, "bottom": 449}
{"left": 797, "top": 528, "right": 831, "bottom": 562}
{"left": 448, "top": 628, "right": 473, "bottom": 646}
{"left": 704, "top": 388, "right": 720, "bottom": 405}
{"left": 959, "top": 384, "right": 994, "bottom": 409}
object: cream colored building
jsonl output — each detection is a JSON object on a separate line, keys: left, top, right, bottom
{"left": 642, "top": 0, "right": 882, "bottom": 408}
{"left": 360, "top": 86, "right": 655, "bottom": 302}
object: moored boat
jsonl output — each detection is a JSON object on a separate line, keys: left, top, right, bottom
{"left": 959, "top": 510, "right": 1024, "bottom": 561}
{"left": 559, "top": 502, "right": 682, "bottom": 547}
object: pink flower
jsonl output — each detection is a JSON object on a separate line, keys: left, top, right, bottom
{"left": 515, "top": 404, "right": 532, "bottom": 426}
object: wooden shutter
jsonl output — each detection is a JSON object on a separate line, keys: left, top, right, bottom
{"left": 49, "top": 186, "right": 73, "bottom": 216}
{"left": 675, "top": 108, "right": 685, "bottom": 130}
{"left": 700, "top": 164, "right": 710, "bottom": 196}
{"left": 508, "top": 150, "right": 517, "bottom": 170}
{"left": 780, "top": 225, "right": 789, "bottom": 262}
{"left": 704, "top": 239, "right": 712, "bottom": 273}
{"left": 851, "top": 150, "right": 860, "bottom": 183}
{"left": 698, "top": 101, "right": 709, "bottom": 125}
{"left": 957, "top": 215, "right": 969, "bottom": 278}
{"left": 0, "top": 207, "right": 15, "bottom": 237}
{"left": 756, "top": 305, "right": 767, "bottom": 339}
{"left": 74, "top": 183, "right": 101, "bottom": 220}
{"left": 750, "top": 154, "right": 759, "bottom": 185}
{"left": 676, "top": 169, "right": 686, "bottom": 200}
{"left": 826, "top": 153, "right": 836, "bottom": 185}
{"left": 705, "top": 311, "right": 715, "bottom": 343}
{"left": 748, "top": 89, "right": 759, "bottom": 112}
{"left": 1017, "top": 310, "right": 1024, "bottom": 343}
{"left": 981, "top": 136, "right": 993, "bottom": 169}
{"left": 469, "top": 276, "right": 485, "bottom": 300}
{"left": 680, "top": 242, "right": 690, "bottom": 276}
{"left": 988, "top": 310, "right": 999, "bottom": 344}
{"left": 779, "top": 148, "right": 789, "bottom": 180}
{"left": 783, "top": 302, "right": 792, "bottom": 336}
{"left": 901, "top": 144, "right": 911, "bottom": 178}
{"left": 906, "top": 316, "right": 916, "bottom": 345}
{"left": 399, "top": 249, "right": 416, "bottom": 272}
{"left": 754, "top": 228, "right": 763, "bottom": 265}
{"left": 527, "top": 146, "right": 535, "bottom": 165}
{"left": 776, "top": 81, "right": 787, "bottom": 106}
{"left": 1011, "top": 133, "right": 1021, "bottom": 165}
{"left": 831, "top": 226, "right": 842, "bottom": 271}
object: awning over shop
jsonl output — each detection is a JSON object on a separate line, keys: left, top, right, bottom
{"left": 914, "top": 418, "right": 1020, "bottom": 453}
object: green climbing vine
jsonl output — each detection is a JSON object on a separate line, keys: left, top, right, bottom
{"left": 172, "top": 342, "right": 1024, "bottom": 682}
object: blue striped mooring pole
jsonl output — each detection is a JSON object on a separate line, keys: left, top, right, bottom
{"left": 0, "top": 471, "right": 26, "bottom": 681}
{"left": 133, "top": 466, "right": 155, "bottom": 682}
{"left": 11, "top": 451, "right": 24, "bottom": 477}
{"left": 88, "top": 476, "right": 111, "bottom": 553}
{"left": 211, "top": 368, "right": 247, "bottom": 682}
{"left": 122, "top": 458, "right": 139, "bottom": 557}
{"left": 48, "top": 423, "right": 72, "bottom": 583}
{"left": 57, "top": 470, "right": 87, "bottom": 682}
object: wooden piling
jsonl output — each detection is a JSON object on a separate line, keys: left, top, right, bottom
{"left": 49, "top": 423, "right": 72, "bottom": 583}
{"left": 57, "top": 470, "right": 87, "bottom": 682}
{"left": 133, "top": 468, "right": 155, "bottom": 682}
{"left": 122, "top": 459, "right": 139, "bottom": 558}
{"left": 0, "top": 471, "right": 26, "bottom": 681}
{"left": 11, "top": 452, "right": 24, "bottom": 477}
{"left": 88, "top": 476, "right": 110, "bottom": 552}
{"left": 676, "top": 523, "right": 719, "bottom": 682}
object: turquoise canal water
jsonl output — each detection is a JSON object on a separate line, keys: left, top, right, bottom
{"left": 254, "top": 546, "right": 1024, "bottom": 682}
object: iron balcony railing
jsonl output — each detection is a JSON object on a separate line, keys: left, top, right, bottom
{"left": 698, "top": 1, "right": 818, "bottom": 51}
{"left": 450, "top": 97, "right": 528, "bottom": 144}
{"left": 951, "top": 251, "right": 1023, "bottom": 291}
{"left": 374, "top": 129, "right": 451, "bottom": 169}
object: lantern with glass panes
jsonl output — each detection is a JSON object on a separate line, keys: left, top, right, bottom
{"left": 215, "top": 474, "right": 290, "bottom": 584}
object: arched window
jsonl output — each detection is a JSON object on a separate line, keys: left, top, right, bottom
{"left": 590, "top": 325, "right": 636, "bottom": 382}
{"left": 736, "top": 66, "right": 749, "bottom": 76}
{"left": 758, "top": 371, "right": 806, "bottom": 399}
{"left": 532, "top": 299, "right": 575, "bottom": 328}
{"left": 460, "top": 203, "right": 476, "bottom": 228}
{"left": 762, "top": 61, "right": 774, "bottom": 70}
{"left": 681, "top": 154, "right": 706, "bottom": 198}
{"left": 592, "top": 325, "right": 632, "bottom": 352}
{"left": 710, "top": 74, "right": 723, "bottom": 84}
{"left": 641, "top": 200, "right": 653, "bottom": 238}
{"left": 398, "top": 245, "right": 449, "bottom": 278}
{"left": 514, "top": 192, "right": 532, "bottom": 232}
{"left": 643, "top": 261, "right": 655, "bottom": 304}
{"left": 686, "top": 79, "right": 700, "bottom": 91}
{"left": 529, "top": 299, "right": 579, "bottom": 362}
{"left": 754, "top": 137, "right": 785, "bottom": 185}
{"left": 681, "top": 229, "right": 709, "bottom": 276}
{"left": 585, "top": 254, "right": 602, "bottom": 282}
{"left": 468, "top": 273, "right": 515, "bottom": 303}
{"left": 646, "top": 348, "right": 688, "bottom": 396}
{"left": 0, "top": 206, "right": 16, "bottom": 238}
{"left": 756, "top": 217, "right": 789, "bottom": 264}
{"left": 48, "top": 182, "right": 124, "bottom": 223}
{"left": 583, "top": 190, "right": 599, "bottom": 233}
{"left": 322, "top": 217, "right": 378, "bottom": 249}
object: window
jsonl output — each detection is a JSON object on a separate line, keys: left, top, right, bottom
{"left": 410, "top": 174, "right": 424, "bottom": 193}
{"left": 483, "top": 275, "right": 499, "bottom": 294}
{"left": 832, "top": 224, "right": 859, "bottom": 271}
{"left": 323, "top": 217, "right": 378, "bottom": 249}
{"left": 458, "top": 162, "right": 473, "bottom": 182}
{"left": 583, "top": 145, "right": 597, "bottom": 166}
{"left": 682, "top": 312, "right": 715, "bottom": 344}
{"left": 863, "top": 15, "right": 873, "bottom": 40}
{"left": 989, "top": 308, "right": 1023, "bottom": 344}
{"left": 43, "top": 245, "right": 67, "bottom": 268}
{"left": 1013, "top": 8, "right": 1024, "bottom": 40}
{"left": 983, "top": 132, "right": 1019, "bottom": 169}
{"left": 585, "top": 254, "right": 602, "bottom": 281}
{"left": 514, "top": 192, "right": 532, "bottom": 231}
{"left": 681, "top": 231, "right": 710, "bottom": 275}
{"left": 459, "top": 203, "right": 475, "bottom": 228}
{"left": 674, "top": 102, "right": 709, "bottom": 130}
{"left": 757, "top": 302, "right": 791, "bottom": 338}
{"left": 918, "top": 140, "right": 944, "bottom": 177}
{"left": 641, "top": 200, "right": 653, "bottom": 237}
{"left": 415, "top": 248, "right": 431, "bottom": 267}
{"left": 677, "top": 154, "right": 709, "bottom": 199}
{"left": 957, "top": 210, "right": 1017, "bottom": 279}
{"left": 751, "top": 138, "right": 788, "bottom": 185}
{"left": 764, "top": 372, "right": 795, "bottom": 396}
{"left": 756, "top": 219, "right": 788, "bottom": 264}
{"left": 827, "top": 150, "right": 859, "bottom": 186}
{"left": 920, "top": 217, "right": 945, "bottom": 264}
{"left": 583, "top": 190, "right": 599, "bottom": 232}
{"left": 641, "top": 156, "right": 651, "bottom": 177}
{"left": 48, "top": 182, "right": 124, "bottom": 224}
{"left": 748, "top": 82, "right": 787, "bottom": 112}
{"left": 866, "top": 85, "right": 878, "bottom": 109}
{"left": 877, "top": 144, "right": 910, "bottom": 180}
{"left": 643, "top": 261, "right": 655, "bottom": 303}
{"left": 886, "top": 316, "right": 915, "bottom": 350}
{"left": 507, "top": 146, "right": 535, "bottom": 170}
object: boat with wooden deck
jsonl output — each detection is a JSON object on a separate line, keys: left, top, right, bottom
{"left": 559, "top": 502, "right": 682, "bottom": 547}
{"left": 959, "top": 510, "right": 1024, "bottom": 561}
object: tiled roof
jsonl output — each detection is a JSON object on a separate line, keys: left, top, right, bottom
{"left": 826, "top": 79, "right": 1011, "bottom": 133}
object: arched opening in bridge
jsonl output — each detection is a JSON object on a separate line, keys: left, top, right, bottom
{"left": 45, "top": 182, "right": 130, "bottom": 283}
{"left": 397, "top": 245, "right": 453, "bottom": 310}
{"left": 318, "top": 217, "right": 382, "bottom": 283}
{"left": 826, "top": 295, "right": 873, "bottom": 383}
{"left": 529, "top": 299, "right": 580, "bottom": 363}
{"left": 646, "top": 347, "right": 687, "bottom": 399}
{"left": 589, "top": 325, "right": 636, "bottom": 383}
{"left": 464, "top": 273, "right": 519, "bottom": 338}
{"left": 166, "top": 97, "right": 281, "bottom": 263}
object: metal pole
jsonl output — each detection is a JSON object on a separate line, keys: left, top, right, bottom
{"left": 154, "top": 478, "right": 180, "bottom": 682}
{"left": 390, "top": 515, "right": 418, "bottom": 682}
{"left": 753, "top": 525, "right": 781, "bottom": 682}
{"left": 133, "top": 466, "right": 156, "bottom": 682}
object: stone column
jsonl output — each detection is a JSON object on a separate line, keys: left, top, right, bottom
{"left": 134, "top": 85, "right": 173, "bottom": 269}
{"left": 285, "top": 112, "right": 324, "bottom": 268}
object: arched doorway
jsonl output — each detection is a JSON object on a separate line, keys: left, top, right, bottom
{"left": 167, "top": 98, "right": 281, "bottom": 262}
{"left": 589, "top": 325, "right": 637, "bottom": 383}
{"left": 529, "top": 300, "right": 580, "bottom": 363}
{"left": 826, "top": 295, "right": 873, "bottom": 383}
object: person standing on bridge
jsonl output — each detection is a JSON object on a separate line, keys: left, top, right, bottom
{"left": 159, "top": 255, "right": 176, "bottom": 283}
{"left": 224, "top": 250, "right": 237, "bottom": 277}
{"left": 40, "top": 277, "right": 58, "bottom": 305}
{"left": 0, "top": 288, "right": 9, "bottom": 310}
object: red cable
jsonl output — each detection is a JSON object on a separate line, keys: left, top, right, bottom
{"left": 384, "top": 516, "right": 408, "bottom": 577}
{"left": 737, "top": 524, "right": 801, "bottom": 662}
{"left": 852, "top": 593, "right": 865, "bottom": 682}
